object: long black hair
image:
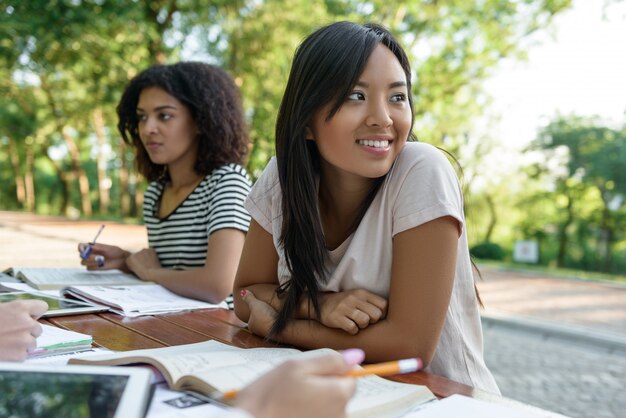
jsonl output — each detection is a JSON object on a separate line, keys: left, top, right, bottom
{"left": 271, "top": 22, "right": 416, "bottom": 336}
{"left": 117, "top": 62, "right": 249, "bottom": 182}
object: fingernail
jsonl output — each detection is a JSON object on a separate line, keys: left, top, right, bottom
{"left": 95, "top": 255, "right": 105, "bottom": 267}
{"left": 341, "top": 348, "right": 365, "bottom": 365}
{"left": 240, "top": 289, "right": 247, "bottom": 297}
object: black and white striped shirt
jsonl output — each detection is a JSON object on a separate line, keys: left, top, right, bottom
{"left": 143, "top": 164, "right": 252, "bottom": 272}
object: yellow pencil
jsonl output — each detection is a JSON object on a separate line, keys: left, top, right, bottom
{"left": 219, "top": 357, "right": 422, "bottom": 401}
{"left": 347, "top": 357, "right": 423, "bottom": 377}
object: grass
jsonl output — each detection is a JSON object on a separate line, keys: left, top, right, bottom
{"left": 475, "top": 259, "right": 626, "bottom": 285}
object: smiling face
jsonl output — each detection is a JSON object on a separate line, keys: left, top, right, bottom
{"left": 136, "top": 87, "right": 199, "bottom": 170}
{"left": 308, "top": 44, "right": 412, "bottom": 183}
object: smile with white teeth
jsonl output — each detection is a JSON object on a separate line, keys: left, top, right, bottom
{"left": 357, "top": 139, "right": 390, "bottom": 148}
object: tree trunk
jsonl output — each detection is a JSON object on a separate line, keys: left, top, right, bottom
{"left": 93, "top": 107, "right": 110, "bottom": 214}
{"left": 42, "top": 146, "right": 70, "bottom": 213}
{"left": 603, "top": 228, "right": 614, "bottom": 273}
{"left": 40, "top": 76, "right": 77, "bottom": 215}
{"left": 597, "top": 202, "right": 613, "bottom": 273}
{"left": 143, "top": 0, "right": 176, "bottom": 64}
{"left": 62, "top": 128, "right": 92, "bottom": 216}
{"left": 6, "top": 136, "right": 26, "bottom": 208}
{"left": 119, "top": 141, "right": 130, "bottom": 216}
{"left": 556, "top": 192, "right": 573, "bottom": 268}
{"left": 24, "top": 145, "right": 36, "bottom": 212}
{"left": 483, "top": 193, "right": 497, "bottom": 242}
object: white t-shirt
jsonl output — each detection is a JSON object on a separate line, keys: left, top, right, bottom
{"left": 245, "top": 141, "right": 500, "bottom": 394}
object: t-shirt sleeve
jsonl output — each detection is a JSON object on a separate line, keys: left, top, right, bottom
{"left": 207, "top": 165, "right": 253, "bottom": 235}
{"left": 393, "top": 144, "right": 465, "bottom": 236}
{"left": 245, "top": 157, "right": 279, "bottom": 234}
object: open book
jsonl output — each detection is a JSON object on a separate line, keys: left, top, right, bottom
{"left": 69, "top": 340, "right": 436, "bottom": 418}
{"left": 3, "top": 267, "right": 142, "bottom": 290}
{"left": 61, "top": 284, "right": 227, "bottom": 317}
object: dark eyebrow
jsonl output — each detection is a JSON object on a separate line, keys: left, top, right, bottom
{"left": 136, "top": 105, "right": 178, "bottom": 112}
{"left": 355, "top": 81, "right": 407, "bottom": 89}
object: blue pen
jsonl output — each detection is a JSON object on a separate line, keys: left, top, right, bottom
{"left": 80, "top": 224, "right": 105, "bottom": 260}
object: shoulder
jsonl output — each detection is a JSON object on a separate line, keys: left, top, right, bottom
{"left": 144, "top": 180, "right": 164, "bottom": 201}
{"left": 250, "top": 157, "right": 280, "bottom": 194}
{"left": 245, "top": 157, "right": 281, "bottom": 228}
{"left": 391, "top": 141, "right": 458, "bottom": 181}
{"left": 209, "top": 164, "right": 252, "bottom": 184}
{"left": 386, "top": 141, "right": 462, "bottom": 202}
{"left": 396, "top": 141, "right": 452, "bottom": 169}
{"left": 199, "top": 164, "right": 252, "bottom": 192}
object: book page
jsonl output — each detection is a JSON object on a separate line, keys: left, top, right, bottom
{"left": 347, "top": 375, "right": 435, "bottom": 418}
{"left": 69, "top": 340, "right": 312, "bottom": 392}
{"left": 149, "top": 344, "right": 317, "bottom": 389}
{"left": 402, "top": 394, "right": 557, "bottom": 418}
{"left": 13, "top": 268, "right": 142, "bottom": 290}
{"left": 178, "top": 348, "right": 334, "bottom": 393}
{"left": 64, "top": 284, "right": 227, "bottom": 316}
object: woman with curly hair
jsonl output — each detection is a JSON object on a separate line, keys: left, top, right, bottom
{"left": 78, "top": 62, "right": 251, "bottom": 305}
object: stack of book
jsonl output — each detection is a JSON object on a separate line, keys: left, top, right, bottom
{"left": 29, "top": 324, "right": 93, "bottom": 359}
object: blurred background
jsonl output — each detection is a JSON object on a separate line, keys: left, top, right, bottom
{"left": 1, "top": 0, "right": 625, "bottom": 279}
{"left": 2, "top": 2, "right": 626, "bottom": 417}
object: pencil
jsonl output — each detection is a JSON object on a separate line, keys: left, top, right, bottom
{"left": 218, "top": 357, "right": 422, "bottom": 401}
{"left": 347, "top": 357, "right": 422, "bottom": 377}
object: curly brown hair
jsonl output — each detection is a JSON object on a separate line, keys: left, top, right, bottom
{"left": 117, "top": 62, "right": 249, "bottom": 182}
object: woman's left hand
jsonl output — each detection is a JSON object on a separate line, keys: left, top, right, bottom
{"left": 240, "top": 289, "right": 277, "bottom": 337}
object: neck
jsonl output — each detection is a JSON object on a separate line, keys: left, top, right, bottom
{"left": 318, "top": 165, "right": 374, "bottom": 218}
{"left": 167, "top": 164, "right": 203, "bottom": 190}
{"left": 318, "top": 169, "right": 375, "bottom": 249}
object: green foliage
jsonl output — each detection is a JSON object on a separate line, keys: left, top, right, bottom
{"left": 528, "top": 116, "right": 626, "bottom": 273}
{"left": 470, "top": 241, "right": 506, "bottom": 261}
{"left": 16, "top": 0, "right": 626, "bottom": 276}
{"left": 1, "top": 0, "right": 575, "bottom": 205}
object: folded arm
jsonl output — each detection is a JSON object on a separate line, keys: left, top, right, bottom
{"left": 235, "top": 216, "right": 459, "bottom": 365}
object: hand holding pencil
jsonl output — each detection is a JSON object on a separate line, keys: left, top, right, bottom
{"left": 222, "top": 351, "right": 423, "bottom": 402}
{"left": 234, "top": 350, "right": 363, "bottom": 418}
{"left": 77, "top": 227, "right": 132, "bottom": 272}
{"left": 79, "top": 224, "right": 106, "bottom": 261}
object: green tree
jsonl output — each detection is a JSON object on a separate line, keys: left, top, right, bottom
{"left": 533, "top": 116, "right": 626, "bottom": 272}
{"left": 1, "top": 0, "right": 574, "bottom": 219}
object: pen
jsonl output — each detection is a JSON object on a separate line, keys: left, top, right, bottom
{"left": 80, "top": 224, "right": 105, "bottom": 259}
{"left": 218, "top": 357, "right": 422, "bottom": 401}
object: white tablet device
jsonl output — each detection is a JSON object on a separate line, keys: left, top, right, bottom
{"left": 0, "top": 291, "right": 109, "bottom": 317}
{"left": 0, "top": 362, "right": 154, "bottom": 418}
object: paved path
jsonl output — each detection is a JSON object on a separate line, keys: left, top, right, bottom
{"left": 1, "top": 210, "right": 625, "bottom": 417}
{"left": 482, "top": 319, "right": 626, "bottom": 418}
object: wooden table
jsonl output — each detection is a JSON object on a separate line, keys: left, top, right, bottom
{"left": 42, "top": 308, "right": 572, "bottom": 417}
{"left": 42, "top": 307, "right": 497, "bottom": 401}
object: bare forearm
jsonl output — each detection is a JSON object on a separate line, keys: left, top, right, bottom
{"left": 275, "top": 318, "right": 437, "bottom": 365}
{"left": 141, "top": 267, "right": 233, "bottom": 304}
